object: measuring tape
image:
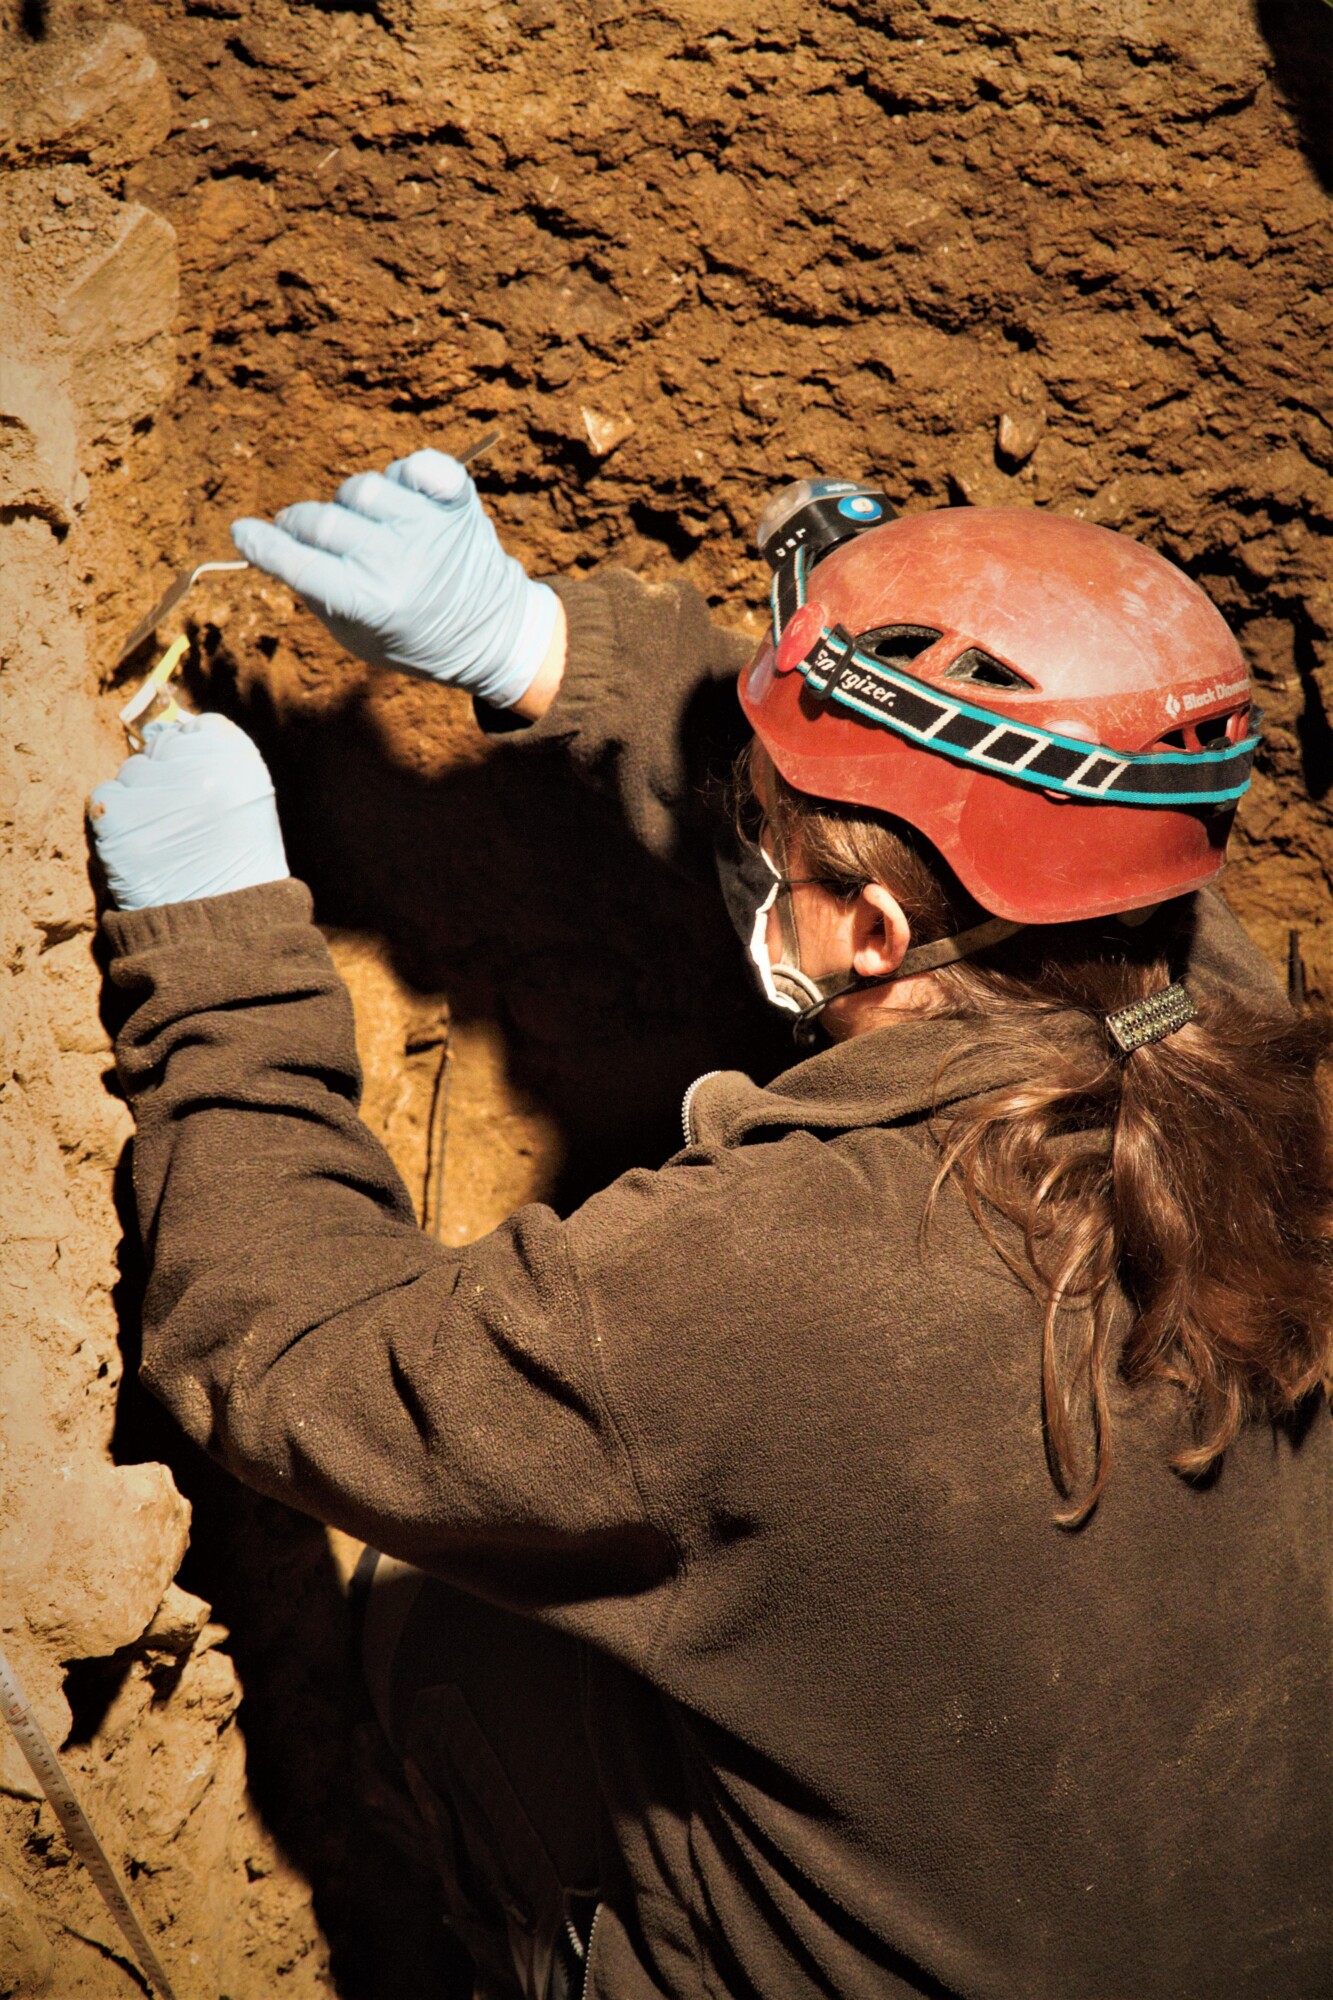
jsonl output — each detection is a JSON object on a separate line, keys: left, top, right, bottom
{"left": 0, "top": 1641, "right": 179, "bottom": 1999}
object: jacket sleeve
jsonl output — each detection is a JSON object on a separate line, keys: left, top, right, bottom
{"left": 478, "top": 567, "right": 757, "bottom": 880}
{"left": 106, "top": 880, "right": 676, "bottom": 1627}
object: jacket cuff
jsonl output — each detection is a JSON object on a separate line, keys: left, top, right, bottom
{"left": 472, "top": 573, "right": 623, "bottom": 740}
{"left": 101, "top": 879, "right": 315, "bottom": 959}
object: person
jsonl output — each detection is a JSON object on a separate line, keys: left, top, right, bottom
{"left": 90, "top": 454, "right": 1333, "bottom": 2000}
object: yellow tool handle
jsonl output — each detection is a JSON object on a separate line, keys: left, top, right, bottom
{"left": 119, "top": 634, "right": 189, "bottom": 747}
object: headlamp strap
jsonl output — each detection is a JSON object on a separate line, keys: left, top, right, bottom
{"left": 797, "top": 915, "right": 1025, "bottom": 1010}
{"left": 796, "top": 624, "right": 1260, "bottom": 811}
{"left": 893, "top": 915, "right": 1025, "bottom": 977}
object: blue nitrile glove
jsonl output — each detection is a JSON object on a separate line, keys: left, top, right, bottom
{"left": 230, "top": 450, "right": 558, "bottom": 710}
{"left": 90, "top": 714, "right": 290, "bottom": 911}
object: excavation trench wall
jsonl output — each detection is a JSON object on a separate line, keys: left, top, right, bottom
{"left": 1, "top": 1, "right": 1330, "bottom": 1994}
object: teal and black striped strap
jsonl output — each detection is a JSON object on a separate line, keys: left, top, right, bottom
{"left": 791, "top": 625, "right": 1260, "bottom": 809}
{"left": 770, "top": 544, "right": 810, "bottom": 643}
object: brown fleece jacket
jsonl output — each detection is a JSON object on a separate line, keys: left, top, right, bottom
{"left": 105, "top": 569, "right": 1331, "bottom": 2000}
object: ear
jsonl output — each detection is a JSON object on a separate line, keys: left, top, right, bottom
{"left": 851, "top": 882, "right": 912, "bottom": 980}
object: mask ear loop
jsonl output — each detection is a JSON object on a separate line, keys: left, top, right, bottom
{"left": 788, "top": 915, "right": 1026, "bottom": 1043}
{"left": 779, "top": 916, "right": 1024, "bottom": 1048}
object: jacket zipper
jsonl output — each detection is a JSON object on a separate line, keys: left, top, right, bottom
{"left": 680, "top": 1070, "right": 722, "bottom": 1147}
{"left": 579, "top": 1901, "right": 603, "bottom": 2000}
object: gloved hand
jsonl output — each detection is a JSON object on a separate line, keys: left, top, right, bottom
{"left": 90, "top": 713, "right": 290, "bottom": 911}
{"left": 231, "top": 450, "right": 558, "bottom": 710}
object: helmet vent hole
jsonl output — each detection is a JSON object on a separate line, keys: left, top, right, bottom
{"left": 1195, "top": 714, "right": 1232, "bottom": 748}
{"left": 1150, "top": 711, "right": 1245, "bottom": 756}
{"left": 944, "top": 647, "right": 1033, "bottom": 690}
{"left": 857, "top": 625, "right": 943, "bottom": 666}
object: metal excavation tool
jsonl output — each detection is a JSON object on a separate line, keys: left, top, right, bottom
{"left": 114, "top": 560, "right": 250, "bottom": 669}
{"left": 114, "top": 427, "right": 504, "bottom": 740}
{"left": 0, "top": 1639, "right": 180, "bottom": 1999}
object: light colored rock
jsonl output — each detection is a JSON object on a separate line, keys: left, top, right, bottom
{"left": 582, "top": 405, "right": 635, "bottom": 457}
{"left": 140, "top": 1583, "right": 212, "bottom": 1659}
{"left": 0, "top": 23, "right": 171, "bottom": 174}
{"left": 0, "top": 360, "right": 77, "bottom": 527}
{"left": 0, "top": 1862, "right": 53, "bottom": 1994}
{"left": 996, "top": 405, "right": 1046, "bottom": 468}
{"left": 8, "top": 1460, "right": 191, "bottom": 1662}
{"left": 57, "top": 203, "right": 178, "bottom": 450}
{"left": 0, "top": 1327, "right": 191, "bottom": 1661}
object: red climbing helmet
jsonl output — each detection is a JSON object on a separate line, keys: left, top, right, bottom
{"left": 740, "top": 492, "right": 1259, "bottom": 927}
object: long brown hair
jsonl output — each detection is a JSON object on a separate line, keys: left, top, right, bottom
{"left": 760, "top": 755, "right": 1333, "bottom": 1524}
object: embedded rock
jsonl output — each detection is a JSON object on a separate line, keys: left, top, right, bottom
{"left": 56, "top": 203, "right": 178, "bottom": 453}
{"left": 0, "top": 361, "right": 78, "bottom": 528}
{"left": 0, "top": 23, "right": 171, "bottom": 175}
{"left": 0, "top": 1863, "right": 53, "bottom": 1996}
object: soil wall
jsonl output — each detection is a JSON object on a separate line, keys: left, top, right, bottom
{"left": 1, "top": 1, "right": 1329, "bottom": 1994}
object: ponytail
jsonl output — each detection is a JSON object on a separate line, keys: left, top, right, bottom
{"left": 1112, "top": 1003, "right": 1333, "bottom": 1477}
{"left": 935, "top": 985, "right": 1333, "bottom": 1524}
{"left": 761, "top": 757, "right": 1333, "bottom": 1523}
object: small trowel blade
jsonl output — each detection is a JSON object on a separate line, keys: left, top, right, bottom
{"left": 114, "top": 567, "right": 198, "bottom": 668}
{"left": 113, "top": 560, "right": 251, "bottom": 668}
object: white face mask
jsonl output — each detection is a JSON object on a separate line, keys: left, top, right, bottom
{"left": 724, "top": 840, "right": 831, "bottom": 1020}
{"left": 741, "top": 851, "right": 795, "bottom": 1015}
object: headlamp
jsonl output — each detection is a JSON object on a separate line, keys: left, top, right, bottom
{"left": 756, "top": 475, "right": 897, "bottom": 641}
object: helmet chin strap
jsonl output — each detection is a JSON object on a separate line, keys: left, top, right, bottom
{"left": 751, "top": 868, "right": 1024, "bottom": 1045}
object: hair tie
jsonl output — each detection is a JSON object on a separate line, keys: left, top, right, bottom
{"left": 1105, "top": 983, "right": 1196, "bottom": 1055}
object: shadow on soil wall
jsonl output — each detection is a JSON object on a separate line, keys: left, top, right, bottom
{"left": 95, "top": 637, "right": 789, "bottom": 1994}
